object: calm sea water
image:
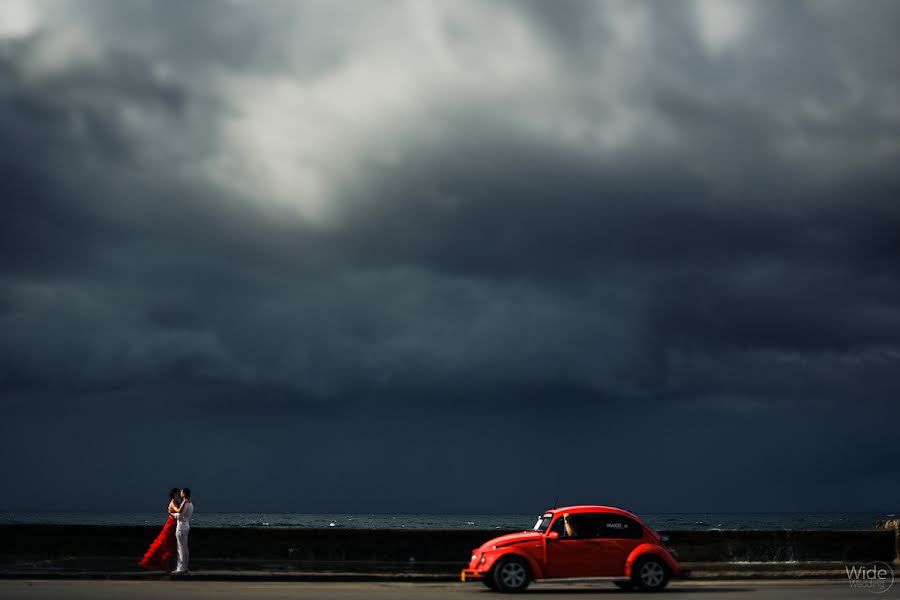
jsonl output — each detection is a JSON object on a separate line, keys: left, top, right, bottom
{"left": 0, "top": 512, "right": 893, "bottom": 530}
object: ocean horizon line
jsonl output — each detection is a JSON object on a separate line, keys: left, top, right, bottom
{"left": 2, "top": 510, "right": 894, "bottom": 531}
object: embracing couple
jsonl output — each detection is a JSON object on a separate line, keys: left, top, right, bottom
{"left": 139, "top": 487, "right": 194, "bottom": 575}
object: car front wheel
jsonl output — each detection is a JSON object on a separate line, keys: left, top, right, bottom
{"left": 491, "top": 556, "right": 531, "bottom": 593}
{"left": 632, "top": 556, "right": 669, "bottom": 592}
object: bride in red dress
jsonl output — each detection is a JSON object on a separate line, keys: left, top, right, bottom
{"left": 139, "top": 488, "right": 181, "bottom": 572}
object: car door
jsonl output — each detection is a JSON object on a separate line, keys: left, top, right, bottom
{"left": 544, "top": 513, "right": 607, "bottom": 578}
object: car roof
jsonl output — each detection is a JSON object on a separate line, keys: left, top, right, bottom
{"left": 544, "top": 505, "right": 644, "bottom": 521}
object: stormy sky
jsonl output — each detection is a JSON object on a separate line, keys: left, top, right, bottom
{"left": 1, "top": 0, "right": 899, "bottom": 515}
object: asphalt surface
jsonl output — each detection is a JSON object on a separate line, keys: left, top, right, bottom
{"left": 0, "top": 580, "right": 897, "bottom": 599}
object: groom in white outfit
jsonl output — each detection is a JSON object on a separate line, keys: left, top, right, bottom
{"left": 170, "top": 488, "right": 193, "bottom": 575}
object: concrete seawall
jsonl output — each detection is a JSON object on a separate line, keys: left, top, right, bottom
{"left": 1, "top": 525, "right": 896, "bottom": 565}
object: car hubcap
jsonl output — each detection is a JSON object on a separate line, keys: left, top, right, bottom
{"left": 640, "top": 561, "right": 664, "bottom": 588}
{"left": 500, "top": 562, "right": 526, "bottom": 588}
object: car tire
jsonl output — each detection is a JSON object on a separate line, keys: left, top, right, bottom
{"left": 614, "top": 581, "right": 634, "bottom": 591}
{"left": 491, "top": 555, "right": 531, "bottom": 593}
{"left": 631, "top": 555, "right": 669, "bottom": 592}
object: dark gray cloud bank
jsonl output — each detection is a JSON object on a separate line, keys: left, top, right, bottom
{"left": 1, "top": 1, "right": 899, "bottom": 514}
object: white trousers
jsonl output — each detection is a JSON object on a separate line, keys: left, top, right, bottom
{"left": 175, "top": 527, "right": 190, "bottom": 572}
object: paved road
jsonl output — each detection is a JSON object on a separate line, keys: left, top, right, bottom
{"left": 1, "top": 580, "right": 897, "bottom": 599}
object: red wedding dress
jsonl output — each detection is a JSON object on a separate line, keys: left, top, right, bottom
{"left": 139, "top": 515, "right": 177, "bottom": 571}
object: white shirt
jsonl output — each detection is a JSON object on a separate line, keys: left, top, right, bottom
{"left": 173, "top": 500, "right": 193, "bottom": 530}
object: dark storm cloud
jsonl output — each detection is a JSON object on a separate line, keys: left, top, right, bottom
{"left": 1, "top": 0, "right": 899, "bottom": 513}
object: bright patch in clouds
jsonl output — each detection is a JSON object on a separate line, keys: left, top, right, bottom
{"left": 693, "top": 0, "right": 754, "bottom": 55}
{"left": 0, "top": 0, "right": 39, "bottom": 38}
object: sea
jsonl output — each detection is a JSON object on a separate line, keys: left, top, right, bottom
{"left": 0, "top": 512, "right": 893, "bottom": 530}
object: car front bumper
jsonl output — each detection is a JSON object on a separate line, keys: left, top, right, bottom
{"left": 461, "top": 568, "right": 486, "bottom": 582}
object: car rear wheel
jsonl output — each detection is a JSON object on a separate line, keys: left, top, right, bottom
{"left": 632, "top": 556, "right": 669, "bottom": 592}
{"left": 491, "top": 556, "right": 531, "bottom": 593}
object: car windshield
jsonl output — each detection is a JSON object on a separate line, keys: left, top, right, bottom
{"left": 533, "top": 513, "right": 554, "bottom": 533}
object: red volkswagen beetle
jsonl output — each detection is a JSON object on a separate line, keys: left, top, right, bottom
{"left": 461, "top": 505, "right": 687, "bottom": 592}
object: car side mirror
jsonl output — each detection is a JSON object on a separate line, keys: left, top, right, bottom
{"left": 547, "top": 531, "right": 560, "bottom": 540}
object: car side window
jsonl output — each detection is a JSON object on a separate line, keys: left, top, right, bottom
{"left": 590, "top": 515, "right": 644, "bottom": 539}
{"left": 572, "top": 514, "right": 607, "bottom": 538}
{"left": 550, "top": 513, "right": 645, "bottom": 540}
{"left": 550, "top": 515, "right": 588, "bottom": 538}
{"left": 550, "top": 516, "right": 567, "bottom": 536}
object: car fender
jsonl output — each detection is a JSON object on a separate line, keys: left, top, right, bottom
{"left": 625, "top": 543, "right": 680, "bottom": 577}
{"left": 488, "top": 548, "right": 545, "bottom": 581}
